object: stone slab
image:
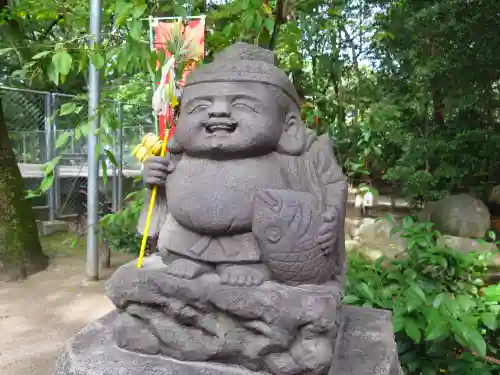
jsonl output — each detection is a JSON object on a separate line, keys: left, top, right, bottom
{"left": 37, "top": 220, "right": 69, "bottom": 237}
{"left": 54, "top": 306, "right": 403, "bottom": 375}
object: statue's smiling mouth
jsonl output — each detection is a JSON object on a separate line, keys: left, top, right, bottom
{"left": 204, "top": 121, "right": 238, "bottom": 134}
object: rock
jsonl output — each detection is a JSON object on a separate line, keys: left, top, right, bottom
{"left": 328, "top": 307, "right": 404, "bottom": 375}
{"left": 345, "top": 240, "right": 360, "bottom": 252}
{"left": 488, "top": 185, "right": 500, "bottom": 205}
{"left": 265, "top": 352, "right": 302, "bottom": 375}
{"left": 488, "top": 185, "right": 500, "bottom": 216}
{"left": 105, "top": 255, "right": 343, "bottom": 374}
{"left": 54, "top": 306, "right": 402, "bottom": 375}
{"left": 290, "top": 335, "right": 333, "bottom": 374}
{"left": 113, "top": 312, "right": 160, "bottom": 355}
{"left": 358, "top": 217, "right": 376, "bottom": 227}
{"left": 354, "top": 218, "right": 407, "bottom": 259}
{"left": 437, "top": 235, "right": 499, "bottom": 266}
{"left": 357, "top": 248, "right": 386, "bottom": 262}
{"left": 344, "top": 218, "right": 361, "bottom": 239}
{"left": 427, "top": 194, "right": 491, "bottom": 238}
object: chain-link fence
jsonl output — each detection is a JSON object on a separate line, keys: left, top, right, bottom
{"left": 1, "top": 85, "right": 155, "bottom": 221}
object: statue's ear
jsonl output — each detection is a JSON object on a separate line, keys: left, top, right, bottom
{"left": 277, "top": 112, "right": 307, "bottom": 155}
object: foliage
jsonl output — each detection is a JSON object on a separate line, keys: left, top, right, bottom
{"left": 99, "top": 189, "right": 145, "bottom": 254}
{"left": 345, "top": 217, "right": 500, "bottom": 374}
{"left": 2, "top": 0, "right": 500, "bottom": 202}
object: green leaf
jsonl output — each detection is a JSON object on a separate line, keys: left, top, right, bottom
{"left": 433, "top": 293, "right": 446, "bottom": 308}
{"left": 392, "top": 314, "right": 405, "bottom": 333}
{"left": 456, "top": 295, "right": 476, "bottom": 312}
{"left": 104, "top": 149, "right": 118, "bottom": 167}
{"left": 421, "top": 365, "right": 437, "bottom": 375}
{"left": 114, "top": 1, "right": 134, "bottom": 27}
{"left": 47, "top": 62, "right": 59, "bottom": 85}
{"left": 406, "top": 296, "right": 423, "bottom": 312}
{"left": 487, "top": 230, "right": 496, "bottom": 241}
{"left": 404, "top": 318, "right": 421, "bottom": 343}
{"left": 59, "top": 102, "right": 77, "bottom": 116}
{"left": 32, "top": 50, "right": 52, "bottom": 60}
{"left": 480, "top": 312, "right": 497, "bottom": 330}
{"left": 464, "top": 328, "right": 487, "bottom": 358}
{"left": 43, "top": 155, "right": 62, "bottom": 174}
{"left": 131, "top": 4, "right": 147, "bottom": 18}
{"left": 90, "top": 52, "right": 105, "bottom": 69}
{"left": 52, "top": 50, "right": 73, "bottom": 76}
{"left": 101, "top": 158, "right": 108, "bottom": 185}
{"left": 172, "top": 3, "right": 187, "bottom": 16}
{"left": 482, "top": 284, "right": 500, "bottom": 302}
{"left": 129, "top": 20, "right": 143, "bottom": 40}
{"left": 409, "top": 284, "right": 426, "bottom": 302}
{"left": 342, "top": 295, "right": 360, "bottom": 304}
{"left": 425, "top": 318, "right": 448, "bottom": 341}
{"left": 357, "top": 282, "right": 374, "bottom": 300}
{"left": 39, "top": 174, "right": 55, "bottom": 193}
{"left": 0, "top": 47, "right": 14, "bottom": 56}
{"left": 264, "top": 18, "right": 275, "bottom": 34}
{"left": 55, "top": 130, "right": 73, "bottom": 149}
{"left": 403, "top": 216, "right": 414, "bottom": 228}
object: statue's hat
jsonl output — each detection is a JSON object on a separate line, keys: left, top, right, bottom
{"left": 184, "top": 42, "right": 301, "bottom": 106}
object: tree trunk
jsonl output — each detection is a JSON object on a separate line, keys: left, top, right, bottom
{"left": 0, "top": 98, "right": 48, "bottom": 281}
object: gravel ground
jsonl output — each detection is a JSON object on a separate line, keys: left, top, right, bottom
{"left": 0, "top": 251, "right": 133, "bottom": 375}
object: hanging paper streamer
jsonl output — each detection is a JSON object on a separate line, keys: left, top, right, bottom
{"left": 153, "top": 18, "right": 205, "bottom": 138}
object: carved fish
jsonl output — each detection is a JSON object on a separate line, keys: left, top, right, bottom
{"left": 252, "top": 188, "right": 336, "bottom": 285}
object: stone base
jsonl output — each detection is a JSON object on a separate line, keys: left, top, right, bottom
{"left": 54, "top": 306, "right": 403, "bottom": 375}
{"left": 37, "top": 220, "right": 69, "bottom": 236}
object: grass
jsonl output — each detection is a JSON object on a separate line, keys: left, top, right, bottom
{"left": 40, "top": 232, "right": 87, "bottom": 257}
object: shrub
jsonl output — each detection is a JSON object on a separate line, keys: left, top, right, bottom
{"left": 100, "top": 189, "right": 145, "bottom": 254}
{"left": 345, "top": 216, "right": 500, "bottom": 375}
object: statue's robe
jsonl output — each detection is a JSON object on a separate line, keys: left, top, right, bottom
{"left": 138, "top": 129, "right": 348, "bottom": 284}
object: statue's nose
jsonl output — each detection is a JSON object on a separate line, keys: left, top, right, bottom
{"left": 208, "top": 99, "right": 231, "bottom": 118}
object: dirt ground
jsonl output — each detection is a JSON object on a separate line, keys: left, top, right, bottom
{"left": 0, "top": 233, "right": 134, "bottom": 375}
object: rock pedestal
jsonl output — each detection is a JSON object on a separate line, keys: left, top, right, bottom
{"left": 54, "top": 256, "right": 403, "bottom": 375}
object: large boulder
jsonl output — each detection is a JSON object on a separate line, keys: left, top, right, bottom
{"left": 352, "top": 218, "right": 408, "bottom": 260}
{"left": 488, "top": 185, "right": 500, "bottom": 216}
{"left": 54, "top": 307, "right": 403, "bottom": 375}
{"left": 424, "top": 194, "right": 491, "bottom": 239}
{"left": 436, "top": 235, "right": 499, "bottom": 266}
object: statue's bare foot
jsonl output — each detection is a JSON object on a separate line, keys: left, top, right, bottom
{"left": 217, "top": 264, "right": 270, "bottom": 287}
{"left": 166, "top": 258, "right": 213, "bottom": 280}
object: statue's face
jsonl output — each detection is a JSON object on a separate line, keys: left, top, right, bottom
{"left": 176, "top": 82, "right": 284, "bottom": 157}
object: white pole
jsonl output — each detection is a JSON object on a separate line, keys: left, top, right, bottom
{"left": 86, "top": 0, "right": 102, "bottom": 281}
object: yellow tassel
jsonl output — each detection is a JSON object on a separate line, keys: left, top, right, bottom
{"left": 137, "top": 129, "right": 170, "bottom": 269}
{"left": 132, "top": 133, "right": 168, "bottom": 163}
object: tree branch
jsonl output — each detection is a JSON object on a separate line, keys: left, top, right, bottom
{"left": 269, "top": 0, "right": 286, "bottom": 51}
{"left": 41, "top": 15, "right": 64, "bottom": 39}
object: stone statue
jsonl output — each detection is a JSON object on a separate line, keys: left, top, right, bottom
{"left": 138, "top": 42, "right": 347, "bottom": 288}
{"left": 54, "top": 43, "right": 403, "bottom": 375}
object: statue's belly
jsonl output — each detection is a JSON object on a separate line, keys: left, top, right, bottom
{"left": 166, "top": 154, "right": 287, "bottom": 235}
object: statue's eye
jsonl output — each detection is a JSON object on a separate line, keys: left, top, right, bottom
{"left": 187, "top": 102, "right": 210, "bottom": 114}
{"left": 232, "top": 101, "right": 257, "bottom": 112}
{"left": 265, "top": 227, "right": 281, "bottom": 243}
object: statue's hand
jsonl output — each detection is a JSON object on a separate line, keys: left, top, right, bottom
{"left": 317, "top": 210, "right": 337, "bottom": 256}
{"left": 143, "top": 156, "right": 175, "bottom": 188}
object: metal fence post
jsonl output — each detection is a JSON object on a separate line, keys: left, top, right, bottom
{"left": 44, "top": 93, "right": 56, "bottom": 221}
{"left": 86, "top": 0, "right": 102, "bottom": 281}
{"left": 22, "top": 133, "right": 27, "bottom": 163}
{"left": 111, "top": 103, "right": 118, "bottom": 212}
{"left": 117, "top": 102, "right": 124, "bottom": 210}
{"left": 52, "top": 93, "right": 61, "bottom": 216}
